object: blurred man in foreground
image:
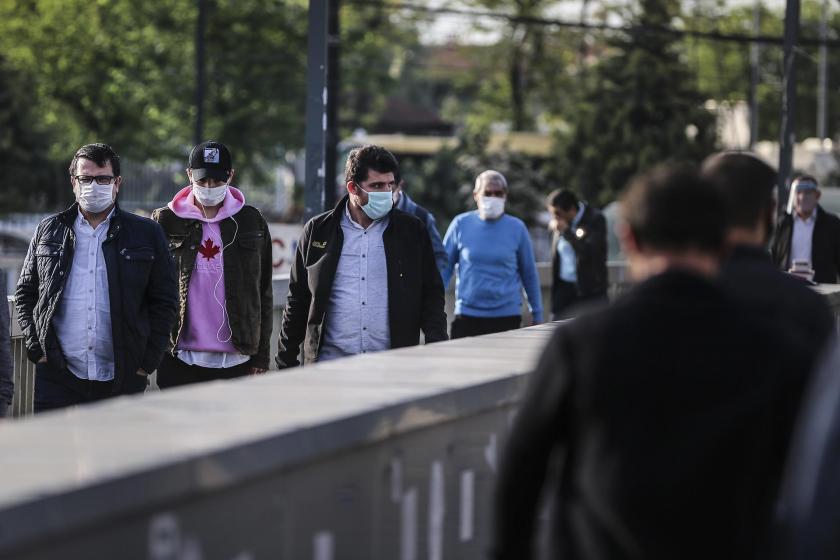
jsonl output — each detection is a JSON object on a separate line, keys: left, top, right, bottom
{"left": 702, "top": 152, "right": 833, "bottom": 356}
{"left": 493, "top": 164, "right": 811, "bottom": 560}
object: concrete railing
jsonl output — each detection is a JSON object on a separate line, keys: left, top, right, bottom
{"left": 5, "top": 264, "right": 840, "bottom": 417}
{"left": 0, "top": 324, "right": 554, "bottom": 560}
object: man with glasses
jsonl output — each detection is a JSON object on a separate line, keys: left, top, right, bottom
{"left": 441, "top": 170, "right": 543, "bottom": 338}
{"left": 276, "top": 144, "right": 447, "bottom": 368}
{"left": 15, "top": 143, "right": 177, "bottom": 411}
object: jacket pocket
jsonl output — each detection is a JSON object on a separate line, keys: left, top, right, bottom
{"left": 120, "top": 246, "right": 155, "bottom": 289}
{"left": 121, "top": 246, "right": 155, "bottom": 262}
{"left": 35, "top": 241, "right": 63, "bottom": 277}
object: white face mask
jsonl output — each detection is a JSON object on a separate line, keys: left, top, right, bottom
{"left": 478, "top": 196, "right": 505, "bottom": 220}
{"left": 75, "top": 181, "right": 116, "bottom": 213}
{"left": 193, "top": 183, "right": 228, "bottom": 206}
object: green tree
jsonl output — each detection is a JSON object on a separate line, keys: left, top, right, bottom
{"left": 556, "top": 0, "right": 717, "bottom": 204}
{"left": 0, "top": 55, "right": 63, "bottom": 213}
{"left": 0, "top": 0, "right": 310, "bottom": 198}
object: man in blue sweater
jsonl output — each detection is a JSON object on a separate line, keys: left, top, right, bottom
{"left": 442, "top": 170, "right": 543, "bottom": 338}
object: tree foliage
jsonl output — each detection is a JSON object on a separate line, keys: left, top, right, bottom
{"left": 554, "top": 0, "right": 717, "bottom": 204}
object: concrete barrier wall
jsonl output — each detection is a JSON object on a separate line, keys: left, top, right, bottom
{"left": 0, "top": 325, "right": 554, "bottom": 560}
{"left": 1, "top": 276, "right": 840, "bottom": 558}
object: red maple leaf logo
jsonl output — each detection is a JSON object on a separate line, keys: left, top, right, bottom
{"left": 197, "top": 238, "right": 220, "bottom": 261}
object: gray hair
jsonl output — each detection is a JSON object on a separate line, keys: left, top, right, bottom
{"left": 474, "top": 170, "right": 508, "bottom": 193}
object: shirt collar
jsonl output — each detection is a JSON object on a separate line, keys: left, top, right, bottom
{"left": 76, "top": 206, "right": 116, "bottom": 229}
{"left": 794, "top": 210, "right": 816, "bottom": 225}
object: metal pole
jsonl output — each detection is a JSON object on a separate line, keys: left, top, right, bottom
{"left": 817, "top": 0, "right": 828, "bottom": 139}
{"left": 749, "top": 0, "right": 761, "bottom": 149}
{"left": 778, "top": 0, "right": 800, "bottom": 210}
{"left": 304, "top": 0, "right": 340, "bottom": 221}
{"left": 325, "top": 0, "right": 340, "bottom": 211}
{"left": 195, "top": 0, "right": 206, "bottom": 145}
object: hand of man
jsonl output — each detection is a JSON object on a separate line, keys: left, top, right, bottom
{"left": 136, "top": 368, "right": 149, "bottom": 377}
{"left": 551, "top": 218, "right": 569, "bottom": 233}
{"left": 248, "top": 367, "right": 267, "bottom": 375}
{"left": 37, "top": 357, "right": 47, "bottom": 364}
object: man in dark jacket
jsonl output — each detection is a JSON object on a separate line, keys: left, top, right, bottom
{"left": 276, "top": 145, "right": 447, "bottom": 368}
{"left": 152, "top": 141, "right": 273, "bottom": 388}
{"left": 702, "top": 152, "right": 834, "bottom": 354}
{"left": 15, "top": 143, "right": 177, "bottom": 411}
{"left": 546, "top": 189, "right": 608, "bottom": 319}
{"left": 493, "top": 164, "right": 811, "bottom": 560}
{"left": 771, "top": 175, "right": 840, "bottom": 283}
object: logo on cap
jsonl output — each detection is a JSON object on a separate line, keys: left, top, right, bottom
{"left": 204, "top": 147, "right": 220, "bottom": 163}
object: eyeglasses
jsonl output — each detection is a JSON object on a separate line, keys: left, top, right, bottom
{"left": 74, "top": 175, "right": 115, "bottom": 186}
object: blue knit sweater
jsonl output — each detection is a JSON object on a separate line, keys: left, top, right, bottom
{"left": 442, "top": 211, "right": 543, "bottom": 322}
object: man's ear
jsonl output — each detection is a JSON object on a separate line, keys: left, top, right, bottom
{"left": 228, "top": 168, "right": 235, "bottom": 183}
{"left": 346, "top": 181, "right": 357, "bottom": 196}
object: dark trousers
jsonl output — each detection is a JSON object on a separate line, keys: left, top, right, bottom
{"left": 450, "top": 315, "right": 521, "bottom": 339}
{"left": 551, "top": 281, "right": 608, "bottom": 320}
{"left": 34, "top": 361, "right": 116, "bottom": 413}
{"left": 551, "top": 279, "right": 579, "bottom": 320}
{"left": 157, "top": 353, "right": 250, "bottom": 389}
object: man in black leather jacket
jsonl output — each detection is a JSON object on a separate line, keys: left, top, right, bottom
{"left": 15, "top": 143, "right": 177, "bottom": 411}
{"left": 276, "top": 145, "right": 447, "bottom": 368}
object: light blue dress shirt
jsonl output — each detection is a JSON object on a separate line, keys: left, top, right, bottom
{"left": 319, "top": 206, "right": 391, "bottom": 361}
{"left": 557, "top": 203, "right": 586, "bottom": 283}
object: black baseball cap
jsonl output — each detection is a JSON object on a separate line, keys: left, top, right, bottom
{"left": 188, "top": 140, "right": 232, "bottom": 181}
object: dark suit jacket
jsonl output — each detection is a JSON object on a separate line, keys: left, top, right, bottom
{"left": 550, "top": 204, "right": 608, "bottom": 298}
{"left": 771, "top": 205, "right": 840, "bottom": 284}
{"left": 493, "top": 270, "right": 811, "bottom": 560}
{"left": 721, "top": 245, "right": 834, "bottom": 355}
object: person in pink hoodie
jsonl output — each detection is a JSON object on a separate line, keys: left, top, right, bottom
{"left": 151, "top": 141, "right": 273, "bottom": 388}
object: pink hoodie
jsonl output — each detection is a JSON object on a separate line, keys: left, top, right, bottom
{"left": 168, "top": 185, "right": 246, "bottom": 354}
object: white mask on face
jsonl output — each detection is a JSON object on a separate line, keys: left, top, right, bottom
{"left": 479, "top": 196, "right": 505, "bottom": 220}
{"left": 74, "top": 181, "right": 116, "bottom": 213}
{"left": 193, "top": 183, "right": 228, "bottom": 206}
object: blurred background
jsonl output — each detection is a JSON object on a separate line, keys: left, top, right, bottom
{"left": 2, "top": 0, "right": 840, "bottom": 288}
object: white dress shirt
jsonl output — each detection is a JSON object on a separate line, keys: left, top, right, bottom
{"left": 790, "top": 211, "right": 817, "bottom": 267}
{"left": 319, "top": 206, "right": 391, "bottom": 361}
{"left": 556, "top": 202, "right": 586, "bottom": 283}
{"left": 52, "top": 209, "right": 115, "bottom": 381}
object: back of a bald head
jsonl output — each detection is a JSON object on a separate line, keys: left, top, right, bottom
{"left": 701, "top": 152, "right": 777, "bottom": 230}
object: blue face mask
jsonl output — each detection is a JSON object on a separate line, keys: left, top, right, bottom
{"left": 360, "top": 189, "right": 393, "bottom": 220}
